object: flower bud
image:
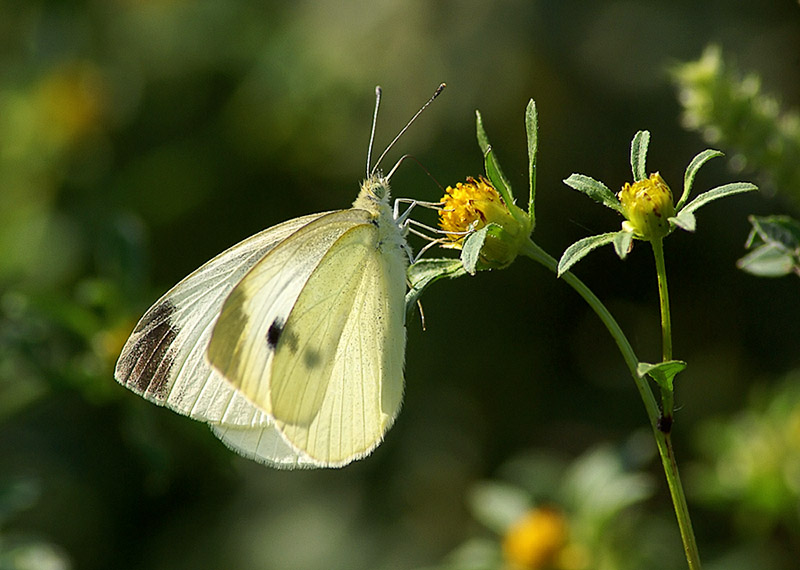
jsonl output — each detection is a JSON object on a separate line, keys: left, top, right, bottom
{"left": 618, "top": 172, "right": 675, "bottom": 240}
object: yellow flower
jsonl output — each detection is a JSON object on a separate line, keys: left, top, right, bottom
{"left": 617, "top": 172, "right": 675, "bottom": 240}
{"left": 503, "top": 507, "right": 569, "bottom": 570}
{"left": 439, "top": 176, "right": 531, "bottom": 269}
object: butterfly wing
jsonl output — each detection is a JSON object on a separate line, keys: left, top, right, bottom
{"left": 207, "top": 210, "right": 407, "bottom": 466}
{"left": 114, "top": 212, "right": 327, "bottom": 428}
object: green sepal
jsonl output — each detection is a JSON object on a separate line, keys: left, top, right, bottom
{"left": 563, "top": 174, "right": 623, "bottom": 214}
{"left": 678, "top": 149, "right": 724, "bottom": 211}
{"left": 637, "top": 360, "right": 687, "bottom": 393}
{"left": 461, "top": 223, "right": 503, "bottom": 275}
{"left": 630, "top": 130, "right": 650, "bottom": 182}
{"left": 612, "top": 230, "right": 635, "bottom": 259}
{"left": 525, "top": 99, "right": 538, "bottom": 228}
{"left": 669, "top": 210, "right": 697, "bottom": 232}
{"left": 405, "top": 258, "right": 467, "bottom": 314}
{"left": 737, "top": 215, "right": 800, "bottom": 277}
{"left": 557, "top": 231, "right": 623, "bottom": 276}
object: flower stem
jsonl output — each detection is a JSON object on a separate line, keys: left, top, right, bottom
{"left": 650, "top": 237, "right": 675, "bottom": 422}
{"left": 520, "top": 237, "right": 702, "bottom": 570}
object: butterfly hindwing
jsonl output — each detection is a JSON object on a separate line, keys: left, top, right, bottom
{"left": 272, "top": 222, "right": 407, "bottom": 464}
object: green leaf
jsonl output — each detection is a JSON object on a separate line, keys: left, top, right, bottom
{"left": 612, "top": 230, "right": 635, "bottom": 259}
{"left": 637, "top": 360, "right": 687, "bottom": 392}
{"left": 630, "top": 130, "right": 650, "bottom": 182}
{"left": 475, "top": 109, "right": 491, "bottom": 155}
{"left": 669, "top": 210, "right": 696, "bottom": 232}
{"left": 484, "top": 148, "right": 515, "bottom": 208}
{"left": 745, "top": 215, "right": 800, "bottom": 250}
{"left": 737, "top": 243, "right": 800, "bottom": 277}
{"left": 737, "top": 215, "right": 800, "bottom": 277}
{"left": 460, "top": 223, "right": 503, "bottom": 275}
{"left": 678, "top": 149, "right": 724, "bottom": 211}
{"left": 563, "top": 174, "right": 623, "bottom": 213}
{"left": 461, "top": 228, "right": 487, "bottom": 275}
{"left": 475, "top": 109, "right": 515, "bottom": 206}
{"left": 525, "top": 99, "right": 538, "bottom": 228}
{"left": 557, "top": 231, "right": 622, "bottom": 276}
{"left": 678, "top": 182, "right": 758, "bottom": 218}
{"left": 405, "top": 258, "right": 467, "bottom": 312}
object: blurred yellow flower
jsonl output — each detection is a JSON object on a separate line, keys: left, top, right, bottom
{"left": 35, "top": 61, "right": 108, "bottom": 147}
{"left": 502, "top": 507, "right": 569, "bottom": 570}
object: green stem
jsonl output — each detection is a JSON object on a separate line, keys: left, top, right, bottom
{"left": 520, "top": 238, "right": 702, "bottom": 570}
{"left": 651, "top": 237, "right": 673, "bottom": 362}
{"left": 651, "top": 237, "right": 675, "bottom": 425}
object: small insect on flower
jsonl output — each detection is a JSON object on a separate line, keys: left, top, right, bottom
{"left": 618, "top": 172, "right": 675, "bottom": 241}
{"left": 439, "top": 176, "right": 531, "bottom": 269}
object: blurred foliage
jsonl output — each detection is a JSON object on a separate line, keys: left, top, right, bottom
{"left": 2, "top": 1, "right": 800, "bottom": 570}
{"left": 689, "top": 372, "right": 800, "bottom": 568}
{"left": 672, "top": 45, "right": 800, "bottom": 205}
{"left": 419, "top": 441, "right": 683, "bottom": 570}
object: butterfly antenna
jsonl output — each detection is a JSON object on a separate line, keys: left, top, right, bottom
{"left": 370, "top": 83, "right": 446, "bottom": 177}
{"left": 366, "top": 85, "right": 382, "bottom": 178}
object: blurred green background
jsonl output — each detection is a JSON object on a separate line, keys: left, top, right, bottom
{"left": 2, "top": 1, "right": 800, "bottom": 569}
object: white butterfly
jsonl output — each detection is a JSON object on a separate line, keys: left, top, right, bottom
{"left": 115, "top": 85, "right": 444, "bottom": 468}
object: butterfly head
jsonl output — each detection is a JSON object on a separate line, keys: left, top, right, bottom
{"left": 353, "top": 173, "right": 392, "bottom": 211}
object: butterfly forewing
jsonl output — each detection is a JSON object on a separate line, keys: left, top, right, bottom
{"left": 114, "top": 212, "right": 326, "bottom": 427}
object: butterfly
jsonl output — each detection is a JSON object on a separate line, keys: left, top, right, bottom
{"left": 115, "top": 84, "right": 444, "bottom": 468}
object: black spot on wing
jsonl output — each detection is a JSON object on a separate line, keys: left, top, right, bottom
{"left": 116, "top": 301, "right": 178, "bottom": 401}
{"left": 303, "top": 349, "right": 321, "bottom": 369}
{"left": 266, "top": 318, "right": 284, "bottom": 349}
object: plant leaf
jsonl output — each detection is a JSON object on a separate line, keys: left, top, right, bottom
{"left": 557, "top": 232, "right": 622, "bottom": 276}
{"left": 475, "top": 109, "right": 490, "bottom": 155}
{"left": 637, "top": 360, "right": 687, "bottom": 393}
{"left": 745, "top": 215, "right": 800, "bottom": 250}
{"left": 678, "top": 149, "right": 724, "bottom": 211}
{"left": 612, "top": 230, "right": 635, "bottom": 259}
{"left": 563, "top": 174, "right": 623, "bottom": 213}
{"left": 737, "top": 243, "right": 799, "bottom": 277}
{"left": 669, "top": 210, "right": 696, "bottom": 232}
{"left": 484, "top": 147, "right": 515, "bottom": 208}
{"left": 406, "top": 257, "right": 467, "bottom": 312}
{"left": 678, "top": 182, "right": 758, "bottom": 218}
{"left": 737, "top": 215, "right": 800, "bottom": 277}
{"left": 630, "top": 130, "right": 650, "bottom": 182}
{"left": 526, "top": 99, "right": 538, "bottom": 228}
{"left": 476, "top": 109, "right": 514, "bottom": 205}
{"left": 461, "top": 224, "right": 503, "bottom": 275}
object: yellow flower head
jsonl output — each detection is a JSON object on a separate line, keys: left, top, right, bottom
{"left": 503, "top": 507, "right": 569, "bottom": 570}
{"left": 439, "top": 176, "right": 531, "bottom": 269}
{"left": 617, "top": 172, "right": 675, "bottom": 240}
